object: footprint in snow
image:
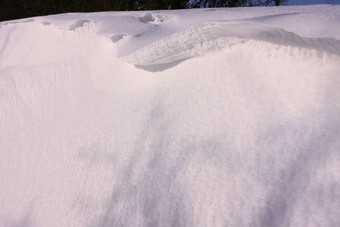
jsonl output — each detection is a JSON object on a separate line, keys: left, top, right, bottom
{"left": 69, "top": 19, "right": 91, "bottom": 30}
{"left": 139, "top": 13, "right": 167, "bottom": 24}
{"left": 110, "top": 34, "right": 127, "bottom": 43}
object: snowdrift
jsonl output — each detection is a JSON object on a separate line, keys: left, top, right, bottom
{"left": 0, "top": 5, "right": 339, "bottom": 227}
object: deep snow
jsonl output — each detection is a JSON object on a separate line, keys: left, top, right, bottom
{"left": 0, "top": 5, "right": 340, "bottom": 227}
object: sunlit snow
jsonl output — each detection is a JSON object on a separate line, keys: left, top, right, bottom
{"left": 0, "top": 5, "right": 339, "bottom": 227}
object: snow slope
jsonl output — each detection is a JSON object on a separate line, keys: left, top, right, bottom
{"left": 0, "top": 5, "right": 340, "bottom": 227}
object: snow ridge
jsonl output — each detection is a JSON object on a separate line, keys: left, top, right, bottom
{"left": 122, "top": 21, "right": 340, "bottom": 69}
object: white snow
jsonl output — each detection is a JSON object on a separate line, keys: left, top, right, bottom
{"left": 0, "top": 5, "right": 340, "bottom": 227}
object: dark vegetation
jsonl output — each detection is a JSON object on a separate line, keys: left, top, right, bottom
{"left": 0, "top": 0, "right": 286, "bottom": 21}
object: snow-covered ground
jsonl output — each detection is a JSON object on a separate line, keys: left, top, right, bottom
{"left": 287, "top": 0, "right": 340, "bottom": 5}
{"left": 0, "top": 5, "right": 339, "bottom": 227}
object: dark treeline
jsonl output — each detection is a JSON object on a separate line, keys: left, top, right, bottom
{"left": 0, "top": 0, "right": 285, "bottom": 22}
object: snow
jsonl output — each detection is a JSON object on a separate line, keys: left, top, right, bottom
{"left": 0, "top": 5, "right": 340, "bottom": 227}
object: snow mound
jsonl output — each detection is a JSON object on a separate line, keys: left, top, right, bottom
{"left": 0, "top": 5, "right": 340, "bottom": 227}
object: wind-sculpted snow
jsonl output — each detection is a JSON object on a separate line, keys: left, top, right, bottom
{"left": 0, "top": 5, "right": 340, "bottom": 227}
{"left": 122, "top": 21, "right": 340, "bottom": 70}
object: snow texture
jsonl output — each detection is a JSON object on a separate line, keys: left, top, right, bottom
{"left": 0, "top": 5, "right": 340, "bottom": 227}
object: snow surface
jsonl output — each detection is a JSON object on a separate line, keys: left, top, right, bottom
{"left": 288, "top": 0, "right": 340, "bottom": 5}
{"left": 0, "top": 5, "right": 340, "bottom": 227}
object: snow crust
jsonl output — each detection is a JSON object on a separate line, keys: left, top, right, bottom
{"left": 0, "top": 5, "right": 340, "bottom": 227}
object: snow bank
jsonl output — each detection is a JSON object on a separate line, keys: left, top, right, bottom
{"left": 0, "top": 5, "right": 339, "bottom": 227}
